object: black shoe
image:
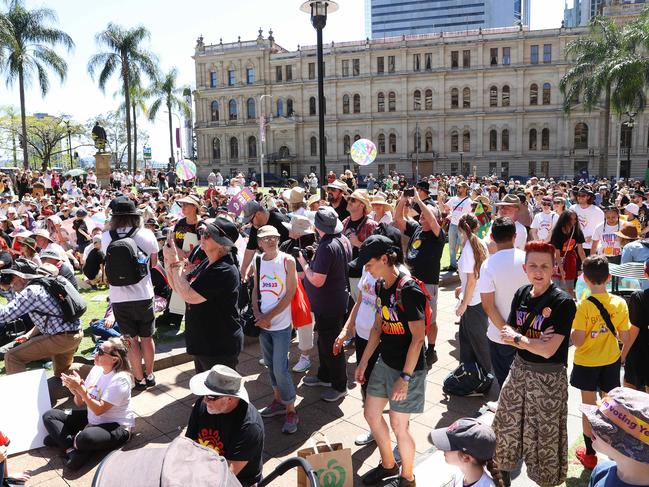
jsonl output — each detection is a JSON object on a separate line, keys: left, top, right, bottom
{"left": 382, "top": 476, "right": 416, "bottom": 487}
{"left": 43, "top": 435, "right": 58, "bottom": 448}
{"left": 134, "top": 378, "right": 147, "bottom": 390}
{"left": 65, "top": 449, "right": 90, "bottom": 470}
{"left": 145, "top": 374, "right": 156, "bottom": 387}
{"left": 425, "top": 348, "right": 438, "bottom": 367}
{"left": 362, "top": 463, "right": 400, "bottom": 485}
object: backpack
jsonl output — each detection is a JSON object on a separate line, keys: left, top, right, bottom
{"left": 34, "top": 276, "right": 87, "bottom": 322}
{"left": 105, "top": 229, "right": 149, "bottom": 286}
{"left": 443, "top": 362, "right": 494, "bottom": 396}
{"left": 394, "top": 275, "right": 433, "bottom": 335}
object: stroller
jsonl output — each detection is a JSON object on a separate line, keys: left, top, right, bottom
{"left": 92, "top": 435, "right": 318, "bottom": 487}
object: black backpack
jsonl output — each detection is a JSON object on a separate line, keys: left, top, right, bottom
{"left": 34, "top": 276, "right": 87, "bottom": 322}
{"left": 443, "top": 362, "right": 494, "bottom": 397}
{"left": 105, "top": 229, "right": 149, "bottom": 286}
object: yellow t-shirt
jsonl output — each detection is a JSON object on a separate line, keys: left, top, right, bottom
{"left": 621, "top": 215, "right": 642, "bottom": 234}
{"left": 572, "top": 292, "right": 630, "bottom": 367}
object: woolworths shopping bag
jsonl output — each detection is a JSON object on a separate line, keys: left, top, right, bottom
{"left": 297, "top": 432, "right": 352, "bottom": 487}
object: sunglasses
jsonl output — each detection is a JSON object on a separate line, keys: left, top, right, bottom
{"left": 97, "top": 348, "right": 115, "bottom": 357}
{"left": 541, "top": 202, "right": 551, "bottom": 206}
{"left": 204, "top": 395, "right": 220, "bottom": 401}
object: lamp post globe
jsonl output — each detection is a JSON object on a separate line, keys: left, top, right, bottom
{"left": 301, "top": 0, "right": 338, "bottom": 198}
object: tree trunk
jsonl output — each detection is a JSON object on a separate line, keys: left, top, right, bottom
{"left": 168, "top": 101, "right": 174, "bottom": 165}
{"left": 601, "top": 85, "right": 611, "bottom": 178}
{"left": 122, "top": 58, "right": 133, "bottom": 173}
{"left": 18, "top": 68, "right": 29, "bottom": 169}
{"left": 132, "top": 102, "right": 138, "bottom": 172}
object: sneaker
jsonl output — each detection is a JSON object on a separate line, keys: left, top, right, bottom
{"left": 282, "top": 411, "right": 299, "bottom": 434}
{"left": 361, "top": 463, "right": 400, "bottom": 485}
{"left": 321, "top": 388, "right": 347, "bottom": 402}
{"left": 259, "top": 399, "right": 287, "bottom": 418}
{"left": 292, "top": 355, "right": 312, "bottom": 373}
{"left": 258, "top": 357, "right": 266, "bottom": 367}
{"left": 355, "top": 431, "right": 375, "bottom": 446}
{"left": 134, "top": 378, "right": 147, "bottom": 391}
{"left": 425, "top": 348, "right": 438, "bottom": 367}
{"left": 145, "top": 374, "right": 156, "bottom": 388}
{"left": 383, "top": 476, "right": 416, "bottom": 487}
{"left": 43, "top": 435, "right": 58, "bottom": 448}
{"left": 486, "top": 400, "right": 499, "bottom": 412}
{"left": 302, "top": 376, "right": 332, "bottom": 388}
{"left": 575, "top": 445, "right": 598, "bottom": 470}
{"left": 65, "top": 449, "right": 91, "bottom": 470}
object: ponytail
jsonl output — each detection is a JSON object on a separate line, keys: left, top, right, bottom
{"left": 484, "top": 459, "right": 505, "bottom": 487}
{"left": 458, "top": 214, "right": 488, "bottom": 278}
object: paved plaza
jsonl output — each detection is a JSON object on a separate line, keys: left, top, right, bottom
{"left": 9, "top": 280, "right": 587, "bottom": 487}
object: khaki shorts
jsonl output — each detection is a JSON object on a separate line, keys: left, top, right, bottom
{"left": 366, "top": 357, "right": 426, "bottom": 414}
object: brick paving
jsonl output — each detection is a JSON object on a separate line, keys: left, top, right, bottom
{"left": 9, "top": 281, "right": 585, "bottom": 486}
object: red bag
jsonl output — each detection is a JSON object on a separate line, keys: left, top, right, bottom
{"left": 291, "top": 278, "right": 313, "bottom": 328}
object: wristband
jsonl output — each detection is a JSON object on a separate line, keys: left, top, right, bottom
{"left": 400, "top": 372, "right": 412, "bottom": 382}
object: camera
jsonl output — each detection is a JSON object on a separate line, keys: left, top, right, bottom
{"left": 403, "top": 187, "right": 415, "bottom": 197}
{"left": 291, "top": 245, "right": 316, "bottom": 261}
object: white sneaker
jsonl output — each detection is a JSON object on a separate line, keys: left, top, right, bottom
{"left": 258, "top": 358, "right": 266, "bottom": 367}
{"left": 355, "top": 431, "right": 375, "bottom": 446}
{"left": 292, "top": 355, "right": 312, "bottom": 373}
{"left": 486, "top": 400, "right": 498, "bottom": 412}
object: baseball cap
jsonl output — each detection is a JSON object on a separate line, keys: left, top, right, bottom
{"left": 625, "top": 203, "right": 640, "bottom": 216}
{"left": 348, "top": 235, "right": 396, "bottom": 271}
{"left": 429, "top": 418, "right": 496, "bottom": 462}
{"left": 242, "top": 200, "right": 263, "bottom": 224}
{"left": 257, "top": 225, "right": 280, "bottom": 239}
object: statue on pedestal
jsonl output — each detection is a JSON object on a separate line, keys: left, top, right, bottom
{"left": 91, "top": 121, "right": 108, "bottom": 153}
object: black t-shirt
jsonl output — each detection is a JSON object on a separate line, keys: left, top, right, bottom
{"left": 83, "top": 248, "right": 104, "bottom": 280}
{"left": 72, "top": 219, "right": 89, "bottom": 245}
{"left": 333, "top": 198, "right": 349, "bottom": 222}
{"left": 186, "top": 398, "right": 264, "bottom": 487}
{"left": 174, "top": 217, "right": 198, "bottom": 250}
{"left": 404, "top": 220, "right": 445, "bottom": 284}
{"left": 185, "top": 254, "right": 243, "bottom": 356}
{"left": 246, "top": 210, "right": 290, "bottom": 251}
{"left": 627, "top": 289, "right": 649, "bottom": 365}
{"left": 376, "top": 273, "right": 427, "bottom": 371}
{"left": 507, "top": 284, "right": 576, "bottom": 365}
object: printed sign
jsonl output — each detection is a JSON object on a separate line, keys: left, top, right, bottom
{"left": 227, "top": 187, "right": 255, "bottom": 216}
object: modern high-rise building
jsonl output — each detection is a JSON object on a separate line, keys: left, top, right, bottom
{"left": 367, "top": 0, "right": 531, "bottom": 38}
{"left": 564, "top": 0, "right": 607, "bottom": 27}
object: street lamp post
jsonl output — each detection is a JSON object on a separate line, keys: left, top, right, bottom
{"left": 459, "top": 151, "right": 464, "bottom": 176}
{"left": 164, "top": 110, "right": 184, "bottom": 163}
{"left": 259, "top": 94, "right": 273, "bottom": 187}
{"left": 415, "top": 122, "right": 420, "bottom": 181}
{"left": 301, "top": 0, "right": 338, "bottom": 198}
{"left": 616, "top": 111, "right": 636, "bottom": 181}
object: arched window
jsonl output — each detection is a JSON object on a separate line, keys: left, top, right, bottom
{"left": 228, "top": 99, "right": 237, "bottom": 120}
{"left": 378, "top": 134, "right": 386, "bottom": 154}
{"left": 230, "top": 137, "right": 238, "bottom": 158}
{"left": 502, "top": 85, "right": 510, "bottom": 107}
{"left": 246, "top": 98, "right": 256, "bottom": 119}
{"left": 451, "top": 130, "right": 459, "bottom": 152}
{"left": 342, "top": 94, "right": 350, "bottom": 114}
{"left": 377, "top": 92, "right": 385, "bottom": 112}
{"left": 462, "top": 130, "right": 470, "bottom": 152}
{"left": 354, "top": 134, "right": 361, "bottom": 142}
{"left": 413, "top": 131, "right": 421, "bottom": 152}
{"left": 574, "top": 123, "right": 589, "bottom": 149}
{"left": 502, "top": 129, "right": 510, "bottom": 151}
{"left": 425, "top": 89, "right": 433, "bottom": 110}
{"left": 489, "top": 86, "right": 498, "bottom": 107}
{"left": 463, "top": 88, "right": 471, "bottom": 108}
{"left": 425, "top": 130, "right": 433, "bottom": 152}
{"left": 309, "top": 96, "right": 316, "bottom": 115}
{"left": 451, "top": 88, "right": 459, "bottom": 109}
{"left": 286, "top": 99, "right": 294, "bottom": 116}
{"left": 212, "top": 137, "right": 221, "bottom": 160}
{"left": 277, "top": 99, "right": 284, "bottom": 117}
{"left": 529, "top": 129, "right": 537, "bottom": 150}
{"left": 542, "top": 83, "right": 551, "bottom": 105}
{"left": 343, "top": 135, "right": 351, "bottom": 153}
{"left": 541, "top": 128, "right": 550, "bottom": 150}
{"left": 413, "top": 90, "right": 421, "bottom": 111}
{"left": 211, "top": 101, "right": 219, "bottom": 122}
{"left": 353, "top": 94, "right": 361, "bottom": 113}
{"left": 279, "top": 146, "right": 290, "bottom": 158}
{"left": 489, "top": 129, "right": 497, "bottom": 151}
{"left": 248, "top": 136, "right": 257, "bottom": 158}
{"left": 388, "top": 91, "right": 396, "bottom": 112}
{"left": 310, "top": 136, "right": 317, "bottom": 156}
{"left": 389, "top": 133, "right": 397, "bottom": 153}
{"left": 530, "top": 84, "right": 538, "bottom": 105}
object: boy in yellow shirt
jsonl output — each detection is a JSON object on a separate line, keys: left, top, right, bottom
{"left": 570, "top": 254, "right": 631, "bottom": 470}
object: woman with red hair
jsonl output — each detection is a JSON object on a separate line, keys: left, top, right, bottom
{"left": 492, "top": 241, "right": 576, "bottom": 486}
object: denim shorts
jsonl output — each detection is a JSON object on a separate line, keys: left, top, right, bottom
{"left": 366, "top": 357, "right": 426, "bottom": 414}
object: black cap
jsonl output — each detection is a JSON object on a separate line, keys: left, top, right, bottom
{"left": 430, "top": 418, "right": 496, "bottom": 462}
{"left": 415, "top": 180, "right": 430, "bottom": 193}
{"left": 110, "top": 197, "right": 139, "bottom": 216}
{"left": 348, "top": 235, "right": 396, "bottom": 271}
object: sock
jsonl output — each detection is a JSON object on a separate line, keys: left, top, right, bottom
{"left": 584, "top": 434, "right": 595, "bottom": 455}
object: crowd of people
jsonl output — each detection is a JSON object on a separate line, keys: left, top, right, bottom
{"left": 0, "top": 166, "right": 648, "bottom": 487}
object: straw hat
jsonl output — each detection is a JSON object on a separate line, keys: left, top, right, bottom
{"left": 282, "top": 186, "right": 306, "bottom": 205}
{"left": 615, "top": 224, "right": 639, "bottom": 241}
{"left": 370, "top": 193, "right": 392, "bottom": 208}
{"left": 348, "top": 190, "right": 371, "bottom": 213}
{"left": 306, "top": 194, "right": 321, "bottom": 209}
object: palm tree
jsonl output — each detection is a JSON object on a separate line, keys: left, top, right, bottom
{"left": 560, "top": 17, "right": 643, "bottom": 178}
{"left": 88, "top": 23, "right": 157, "bottom": 172}
{"left": 115, "top": 78, "right": 149, "bottom": 170}
{"left": 0, "top": 1, "right": 73, "bottom": 169}
{"left": 147, "top": 67, "right": 190, "bottom": 165}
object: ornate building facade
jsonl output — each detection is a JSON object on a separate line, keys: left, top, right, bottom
{"left": 193, "top": 25, "right": 649, "bottom": 180}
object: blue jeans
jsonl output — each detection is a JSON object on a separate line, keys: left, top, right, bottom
{"left": 448, "top": 223, "right": 460, "bottom": 268}
{"left": 259, "top": 327, "right": 296, "bottom": 404}
{"left": 88, "top": 320, "right": 121, "bottom": 356}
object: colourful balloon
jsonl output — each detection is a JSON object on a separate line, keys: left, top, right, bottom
{"left": 175, "top": 159, "right": 197, "bottom": 180}
{"left": 350, "top": 139, "right": 377, "bottom": 166}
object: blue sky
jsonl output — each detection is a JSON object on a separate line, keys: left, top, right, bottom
{"left": 0, "top": 0, "right": 565, "bottom": 163}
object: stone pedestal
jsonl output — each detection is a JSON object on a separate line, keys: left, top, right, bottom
{"left": 95, "top": 152, "right": 111, "bottom": 188}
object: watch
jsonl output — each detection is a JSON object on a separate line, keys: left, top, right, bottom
{"left": 513, "top": 334, "right": 522, "bottom": 345}
{"left": 399, "top": 372, "right": 412, "bottom": 382}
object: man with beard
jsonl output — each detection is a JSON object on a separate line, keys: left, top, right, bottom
{"left": 324, "top": 180, "right": 350, "bottom": 221}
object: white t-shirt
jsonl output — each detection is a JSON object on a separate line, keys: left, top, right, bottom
{"left": 453, "top": 472, "right": 496, "bottom": 487}
{"left": 572, "top": 204, "right": 605, "bottom": 249}
{"left": 101, "top": 227, "right": 158, "bottom": 303}
{"left": 593, "top": 221, "right": 622, "bottom": 258}
{"left": 530, "top": 211, "right": 557, "bottom": 241}
{"left": 257, "top": 252, "right": 292, "bottom": 331}
{"left": 86, "top": 174, "right": 97, "bottom": 185}
{"left": 446, "top": 195, "right": 473, "bottom": 225}
{"left": 369, "top": 211, "right": 393, "bottom": 225}
{"left": 477, "top": 248, "right": 528, "bottom": 344}
{"left": 84, "top": 366, "right": 134, "bottom": 428}
{"left": 458, "top": 238, "right": 488, "bottom": 307}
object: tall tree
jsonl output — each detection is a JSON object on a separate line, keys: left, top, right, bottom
{"left": 560, "top": 17, "right": 643, "bottom": 178}
{"left": 0, "top": 1, "right": 73, "bottom": 169}
{"left": 147, "top": 67, "right": 190, "bottom": 165}
{"left": 87, "top": 23, "right": 157, "bottom": 172}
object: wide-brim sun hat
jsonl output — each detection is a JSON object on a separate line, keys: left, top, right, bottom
{"left": 348, "top": 190, "right": 371, "bottom": 213}
{"left": 282, "top": 186, "right": 306, "bottom": 205}
{"left": 314, "top": 206, "right": 343, "bottom": 235}
{"left": 615, "top": 224, "right": 639, "bottom": 240}
{"left": 282, "top": 215, "right": 315, "bottom": 237}
{"left": 189, "top": 364, "right": 250, "bottom": 404}
{"left": 324, "top": 180, "right": 349, "bottom": 192}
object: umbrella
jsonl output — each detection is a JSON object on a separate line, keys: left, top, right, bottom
{"left": 64, "top": 168, "right": 86, "bottom": 177}
{"left": 175, "top": 159, "right": 196, "bottom": 181}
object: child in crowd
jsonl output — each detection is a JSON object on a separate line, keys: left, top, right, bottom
{"left": 582, "top": 387, "right": 649, "bottom": 486}
{"left": 430, "top": 417, "right": 503, "bottom": 487}
{"left": 571, "top": 255, "right": 631, "bottom": 470}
